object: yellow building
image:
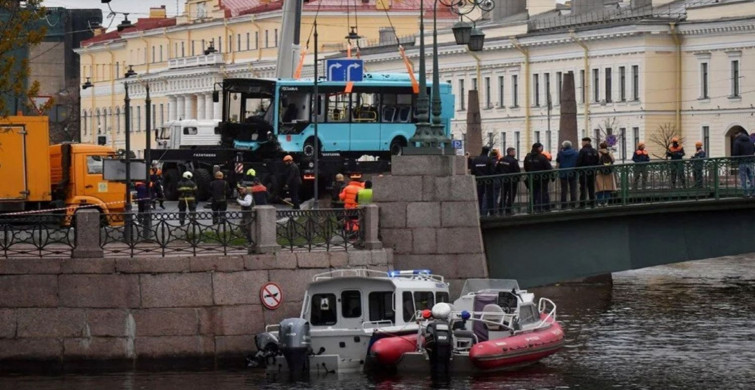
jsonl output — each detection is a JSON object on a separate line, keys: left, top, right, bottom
{"left": 75, "top": 0, "right": 452, "bottom": 155}
{"left": 362, "top": 0, "right": 755, "bottom": 159}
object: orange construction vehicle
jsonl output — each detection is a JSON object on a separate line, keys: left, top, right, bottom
{"left": 0, "top": 116, "right": 126, "bottom": 223}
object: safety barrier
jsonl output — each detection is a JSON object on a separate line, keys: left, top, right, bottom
{"left": 276, "top": 208, "right": 365, "bottom": 252}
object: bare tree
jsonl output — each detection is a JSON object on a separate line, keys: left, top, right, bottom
{"left": 648, "top": 122, "right": 682, "bottom": 159}
{"left": 48, "top": 83, "right": 80, "bottom": 143}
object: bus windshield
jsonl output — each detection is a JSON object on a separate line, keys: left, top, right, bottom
{"left": 223, "top": 79, "right": 275, "bottom": 127}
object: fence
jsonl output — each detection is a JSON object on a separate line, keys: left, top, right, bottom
{"left": 476, "top": 156, "right": 755, "bottom": 218}
{"left": 1, "top": 205, "right": 380, "bottom": 259}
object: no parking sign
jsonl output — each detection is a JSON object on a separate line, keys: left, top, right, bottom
{"left": 260, "top": 282, "right": 283, "bottom": 310}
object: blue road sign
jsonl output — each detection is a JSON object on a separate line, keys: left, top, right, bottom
{"left": 326, "top": 59, "right": 364, "bottom": 82}
{"left": 452, "top": 140, "right": 463, "bottom": 150}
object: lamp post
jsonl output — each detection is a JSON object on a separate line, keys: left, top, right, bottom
{"left": 409, "top": 0, "right": 493, "bottom": 154}
{"left": 81, "top": 78, "right": 93, "bottom": 143}
{"left": 124, "top": 65, "right": 136, "bottom": 238}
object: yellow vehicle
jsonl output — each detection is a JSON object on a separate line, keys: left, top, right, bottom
{"left": 0, "top": 116, "right": 126, "bottom": 222}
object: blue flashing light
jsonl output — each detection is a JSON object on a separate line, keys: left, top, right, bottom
{"left": 387, "top": 269, "right": 433, "bottom": 277}
{"left": 460, "top": 310, "right": 471, "bottom": 320}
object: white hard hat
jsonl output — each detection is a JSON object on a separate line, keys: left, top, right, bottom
{"left": 183, "top": 171, "right": 193, "bottom": 179}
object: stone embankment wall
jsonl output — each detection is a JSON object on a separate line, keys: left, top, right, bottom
{"left": 0, "top": 250, "right": 392, "bottom": 368}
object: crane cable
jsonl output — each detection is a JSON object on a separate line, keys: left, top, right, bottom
{"left": 381, "top": 1, "right": 418, "bottom": 93}
{"left": 295, "top": 0, "right": 325, "bottom": 79}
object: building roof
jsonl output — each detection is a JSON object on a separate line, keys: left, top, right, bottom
{"left": 81, "top": 17, "right": 177, "bottom": 47}
{"left": 226, "top": 0, "right": 445, "bottom": 17}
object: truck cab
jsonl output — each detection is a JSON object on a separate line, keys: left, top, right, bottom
{"left": 156, "top": 119, "right": 221, "bottom": 150}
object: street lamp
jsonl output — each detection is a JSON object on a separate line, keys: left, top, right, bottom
{"left": 408, "top": 0, "right": 494, "bottom": 154}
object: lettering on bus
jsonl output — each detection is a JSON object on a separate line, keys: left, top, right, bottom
{"left": 280, "top": 86, "right": 300, "bottom": 92}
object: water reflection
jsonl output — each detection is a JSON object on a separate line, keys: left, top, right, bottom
{"left": 1, "top": 255, "right": 754, "bottom": 389}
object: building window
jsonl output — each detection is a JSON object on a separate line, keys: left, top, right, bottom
{"left": 459, "top": 79, "right": 466, "bottom": 110}
{"left": 115, "top": 107, "right": 120, "bottom": 133}
{"left": 633, "top": 127, "right": 639, "bottom": 151}
{"left": 151, "top": 46, "right": 155, "bottom": 63}
{"left": 484, "top": 77, "right": 491, "bottom": 108}
{"left": 700, "top": 62, "right": 709, "bottom": 99}
{"left": 605, "top": 68, "right": 612, "bottom": 103}
{"left": 229, "top": 35, "right": 233, "bottom": 52}
{"left": 594, "top": 129, "right": 601, "bottom": 145}
{"left": 472, "top": 77, "right": 478, "bottom": 91}
{"left": 619, "top": 127, "right": 626, "bottom": 161}
{"left": 115, "top": 62, "right": 120, "bottom": 79}
{"left": 556, "top": 72, "right": 562, "bottom": 105}
{"left": 515, "top": 131, "right": 521, "bottom": 159}
{"left": 592, "top": 69, "right": 600, "bottom": 103}
{"left": 632, "top": 65, "right": 639, "bottom": 101}
{"left": 512, "top": 75, "right": 519, "bottom": 107}
{"left": 702, "top": 126, "right": 710, "bottom": 153}
{"left": 192, "top": 40, "right": 197, "bottom": 56}
{"left": 619, "top": 66, "right": 626, "bottom": 102}
{"left": 136, "top": 106, "right": 141, "bottom": 132}
{"left": 533, "top": 74, "right": 540, "bottom": 107}
{"left": 237, "top": 33, "right": 241, "bottom": 52}
{"left": 159, "top": 104, "right": 164, "bottom": 127}
{"left": 731, "top": 60, "right": 740, "bottom": 97}
{"left": 498, "top": 75, "right": 504, "bottom": 107}
{"left": 487, "top": 132, "right": 494, "bottom": 148}
{"left": 580, "top": 69, "right": 586, "bottom": 103}
{"left": 181, "top": 42, "right": 185, "bottom": 57}
{"left": 254, "top": 32, "right": 259, "bottom": 49}
{"left": 535, "top": 130, "right": 541, "bottom": 143}
{"left": 274, "top": 29, "right": 279, "bottom": 47}
{"left": 501, "top": 131, "right": 507, "bottom": 151}
{"left": 218, "top": 36, "right": 222, "bottom": 52}
{"left": 265, "top": 30, "right": 269, "bottom": 48}
{"left": 545, "top": 73, "right": 551, "bottom": 107}
{"left": 159, "top": 45, "right": 163, "bottom": 62}
{"left": 246, "top": 32, "right": 250, "bottom": 51}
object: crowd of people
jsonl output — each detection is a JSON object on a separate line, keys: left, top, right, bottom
{"left": 469, "top": 129, "right": 755, "bottom": 216}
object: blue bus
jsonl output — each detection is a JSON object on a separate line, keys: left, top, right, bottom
{"left": 216, "top": 73, "right": 455, "bottom": 158}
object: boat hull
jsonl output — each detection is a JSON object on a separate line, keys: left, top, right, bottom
{"left": 369, "top": 333, "right": 423, "bottom": 366}
{"left": 468, "top": 319, "right": 564, "bottom": 371}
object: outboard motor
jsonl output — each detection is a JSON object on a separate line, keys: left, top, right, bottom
{"left": 279, "top": 318, "right": 311, "bottom": 377}
{"left": 248, "top": 332, "right": 279, "bottom": 368}
{"left": 425, "top": 303, "right": 454, "bottom": 374}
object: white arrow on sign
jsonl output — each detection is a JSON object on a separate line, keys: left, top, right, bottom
{"left": 346, "top": 63, "right": 361, "bottom": 81}
{"left": 328, "top": 62, "right": 343, "bottom": 80}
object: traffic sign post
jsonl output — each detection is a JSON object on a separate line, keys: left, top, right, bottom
{"left": 325, "top": 59, "right": 364, "bottom": 82}
{"left": 260, "top": 282, "right": 283, "bottom": 310}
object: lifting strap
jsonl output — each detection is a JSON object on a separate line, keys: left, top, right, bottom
{"left": 399, "top": 45, "right": 419, "bottom": 94}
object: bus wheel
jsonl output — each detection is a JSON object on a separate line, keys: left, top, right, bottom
{"left": 390, "top": 137, "right": 406, "bottom": 156}
{"left": 303, "top": 138, "right": 320, "bottom": 158}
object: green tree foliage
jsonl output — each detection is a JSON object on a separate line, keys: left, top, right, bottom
{"left": 0, "top": 0, "right": 48, "bottom": 117}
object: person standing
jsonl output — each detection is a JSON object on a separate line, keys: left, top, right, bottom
{"left": 632, "top": 142, "right": 650, "bottom": 190}
{"left": 209, "top": 171, "right": 230, "bottom": 224}
{"left": 556, "top": 140, "right": 578, "bottom": 209}
{"left": 250, "top": 177, "right": 269, "bottom": 206}
{"left": 177, "top": 171, "right": 198, "bottom": 226}
{"left": 732, "top": 128, "right": 755, "bottom": 197}
{"left": 576, "top": 137, "right": 600, "bottom": 208}
{"left": 691, "top": 141, "right": 707, "bottom": 188}
{"left": 339, "top": 176, "right": 365, "bottom": 234}
{"left": 357, "top": 180, "right": 373, "bottom": 206}
{"left": 497, "top": 147, "right": 520, "bottom": 215}
{"left": 470, "top": 146, "right": 493, "bottom": 216}
{"left": 595, "top": 142, "right": 617, "bottom": 207}
{"left": 524, "top": 143, "right": 552, "bottom": 213}
{"left": 331, "top": 173, "right": 346, "bottom": 208}
{"left": 134, "top": 181, "right": 152, "bottom": 239}
{"left": 236, "top": 186, "right": 254, "bottom": 246}
{"left": 149, "top": 163, "right": 165, "bottom": 209}
{"left": 666, "top": 137, "right": 686, "bottom": 188}
{"left": 283, "top": 155, "right": 302, "bottom": 209}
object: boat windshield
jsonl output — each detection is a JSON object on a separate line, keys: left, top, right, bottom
{"left": 460, "top": 279, "right": 520, "bottom": 296}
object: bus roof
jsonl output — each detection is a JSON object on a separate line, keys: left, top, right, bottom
{"left": 224, "top": 73, "right": 451, "bottom": 89}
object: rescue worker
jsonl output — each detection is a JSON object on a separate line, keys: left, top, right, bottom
{"left": 524, "top": 142, "right": 553, "bottom": 213}
{"left": 134, "top": 181, "right": 152, "bottom": 239}
{"left": 497, "top": 147, "right": 521, "bottom": 216}
{"left": 177, "top": 171, "right": 198, "bottom": 226}
{"left": 666, "top": 136, "right": 686, "bottom": 188}
{"left": 339, "top": 175, "right": 365, "bottom": 234}
{"left": 209, "top": 171, "right": 230, "bottom": 224}
{"left": 241, "top": 168, "right": 256, "bottom": 188}
{"left": 691, "top": 141, "right": 706, "bottom": 188}
{"left": 250, "top": 177, "right": 269, "bottom": 206}
{"left": 632, "top": 142, "right": 650, "bottom": 190}
{"left": 357, "top": 180, "right": 373, "bottom": 205}
{"left": 732, "top": 128, "right": 755, "bottom": 197}
{"left": 471, "top": 146, "right": 493, "bottom": 216}
{"left": 576, "top": 137, "right": 600, "bottom": 208}
{"left": 283, "top": 155, "right": 302, "bottom": 209}
{"left": 236, "top": 186, "right": 254, "bottom": 245}
{"left": 331, "top": 173, "right": 346, "bottom": 208}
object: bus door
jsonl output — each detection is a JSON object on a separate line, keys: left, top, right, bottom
{"left": 320, "top": 92, "right": 350, "bottom": 152}
{"left": 349, "top": 91, "right": 381, "bottom": 151}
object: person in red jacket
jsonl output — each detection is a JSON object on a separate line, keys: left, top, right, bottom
{"left": 339, "top": 176, "right": 365, "bottom": 234}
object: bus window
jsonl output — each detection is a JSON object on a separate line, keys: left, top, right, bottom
{"left": 327, "top": 93, "right": 349, "bottom": 123}
{"left": 280, "top": 91, "right": 310, "bottom": 124}
{"left": 352, "top": 93, "right": 379, "bottom": 122}
{"left": 383, "top": 93, "right": 414, "bottom": 123}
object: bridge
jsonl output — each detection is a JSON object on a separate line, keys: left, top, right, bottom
{"left": 477, "top": 156, "right": 755, "bottom": 287}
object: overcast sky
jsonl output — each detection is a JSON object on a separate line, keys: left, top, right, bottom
{"left": 43, "top": 0, "right": 185, "bottom": 30}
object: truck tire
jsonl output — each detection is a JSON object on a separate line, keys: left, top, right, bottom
{"left": 194, "top": 168, "right": 212, "bottom": 202}
{"left": 163, "top": 169, "right": 180, "bottom": 201}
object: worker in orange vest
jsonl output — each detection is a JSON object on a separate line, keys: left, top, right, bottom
{"left": 339, "top": 175, "right": 365, "bottom": 234}
{"left": 666, "top": 136, "right": 686, "bottom": 188}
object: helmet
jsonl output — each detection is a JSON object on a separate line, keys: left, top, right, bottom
{"left": 671, "top": 137, "right": 679, "bottom": 143}
{"left": 214, "top": 171, "right": 224, "bottom": 179}
{"left": 695, "top": 141, "right": 703, "bottom": 148}
{"left": 246, "top": 168, "right": 256, "bottom": 177}
{"left": 283, "top": 155, "right": 294, "bottom": 162}
{"left": 183, "top": 171, "right": 193, "bottom": 179}
{"left": 335, "top": 173, "right": 345, "bottom": 182}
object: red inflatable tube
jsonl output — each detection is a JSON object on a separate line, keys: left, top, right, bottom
{"left": 369, "top": 334, "right": 424, "bottom": 366}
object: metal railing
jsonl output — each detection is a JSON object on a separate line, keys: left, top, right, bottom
{"left": 0, "top": 214, "right": 74, "bottom": 258}
{"left": 527, "top": 4, "right": 686, "bottom": 32}
{"left": 100, "top": 210, "right": 256, "bottom": 257}
{"left": 476, "top": 156, "right": 755, "bottom": 218}
{"left": 276, "top": 208, "right": 364, "bottom": 252}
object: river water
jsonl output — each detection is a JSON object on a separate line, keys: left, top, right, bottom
{"left": 2, "top": 255, "right": 754, "bottom": 390}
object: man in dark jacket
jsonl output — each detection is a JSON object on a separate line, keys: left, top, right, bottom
{"left": 732, "top": 129, "right": 755, "bottom": 197}
{"left": 576, "top": 137, "right": 600, "bottom": 208}
{"left": 177, "top": 171, "right": 198, "bottom": 226}
{"left": 691, "top": 141, "right": 706, "bottom": 188}
{"left": 470, "top": 146, "right": 493, "bottom": 216}
{"left": 283, "top": 155, "right": 302, "bottom": 209}
{"left": 209, "top": 171, "right": 231, "bottom": 224}
{"left": 496, "top": 147, "right": 520, "bottom": 215}
{"left": 524, "top": 143, "right": 552, "bottom": 212}
{"left": 556, "top": 140, "right": 578, "bottom": 209}
{"left": 666, "top": 137, "right": 686, "bottom": 188}
{"left": 632, "top": 142, "right": 650, "bottom": 190}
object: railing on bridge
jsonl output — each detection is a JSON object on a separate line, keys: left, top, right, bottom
{"left": 1, "top": 207, "right": 371, "bottom": 259}
{"left": 476, "top": 156, "right": 754, "bottom": 218}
